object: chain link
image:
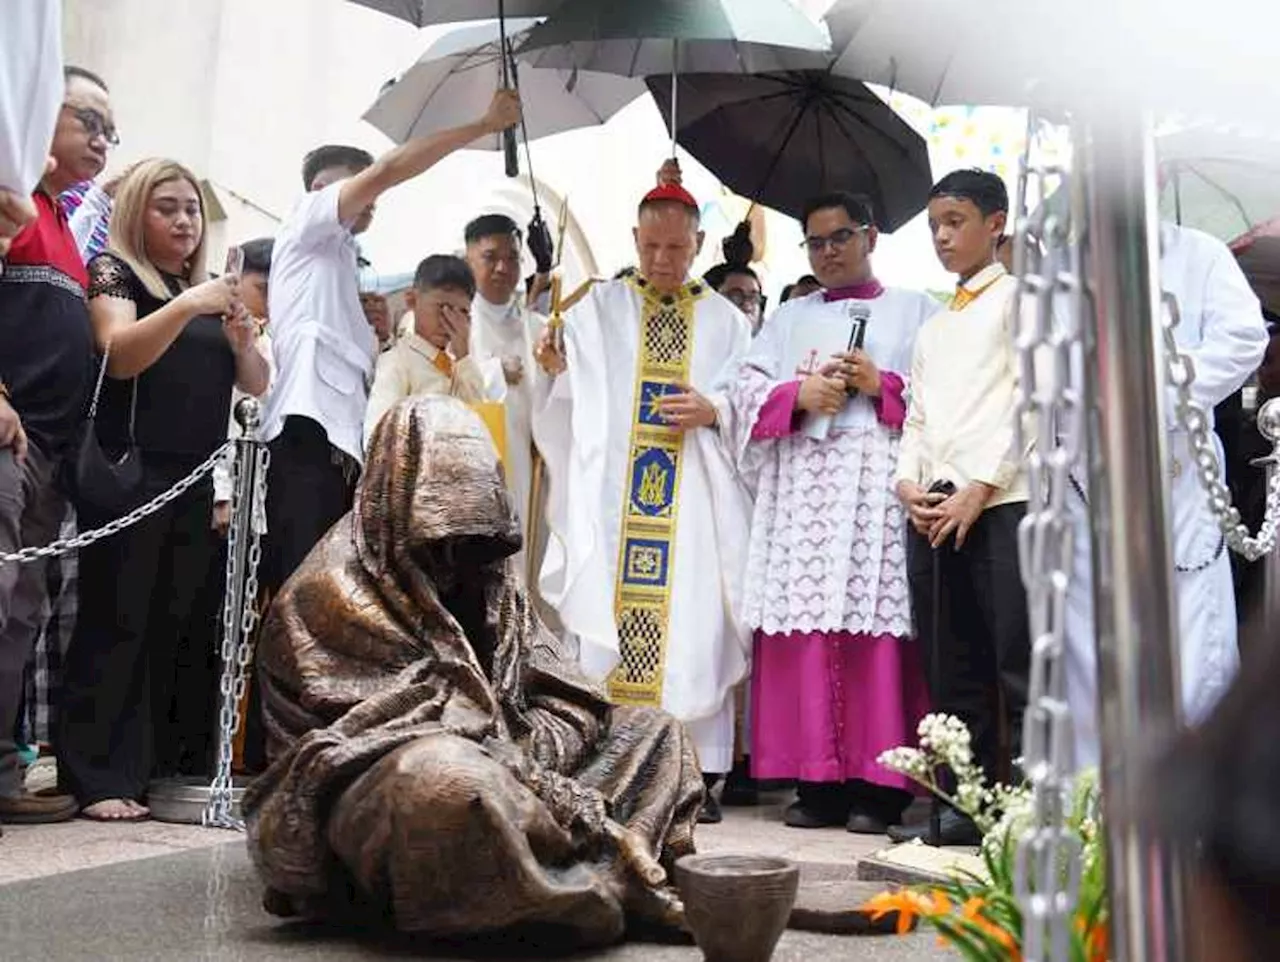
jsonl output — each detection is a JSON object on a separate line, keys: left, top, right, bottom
{"left": 202, "top": 438, "right": 270, "bottom": 830}
{"left": 1010, "top": 118, "right": 1082, "bottom": 962}
{"left": 1160, "top": 294, "right": 1280, "bottom": 562}
{"left": 0, "top": 442, "right": 234, "bottom": 567}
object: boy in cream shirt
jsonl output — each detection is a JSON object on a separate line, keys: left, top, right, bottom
{"left": 891, "top": 169, "right": 1031, "bottom": 847}
{"left": 363, "top": 255, "right": 486, "bottom": 451}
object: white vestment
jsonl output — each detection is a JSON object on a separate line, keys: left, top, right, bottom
{"left": 533, "top": 277, "right": 755, "bottom": 773}
{"left": 729, "top": 288, "right": 940, "bottom": 636}
{"left": 472, "top": 294, "right": 545, "bottom": 577}
{"left": 1065, "top": 224, "right": 1268, "bottom": 769}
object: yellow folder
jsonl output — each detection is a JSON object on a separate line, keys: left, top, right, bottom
{"left": 468, "top": 401, "right": 508, "bottom": 482}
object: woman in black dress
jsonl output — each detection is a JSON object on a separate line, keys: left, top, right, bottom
{"left": 59, "top": 159, "right": 269, "bottom": 821}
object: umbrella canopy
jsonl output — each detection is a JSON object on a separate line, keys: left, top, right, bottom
{"left": 364, "top": 19, "right": 644, "bottom": 147}
{"left": 1232, "top": 229, "right": 1280, "bottom": 319}
{"left": 347, "top": 0, "right": 562, "bottom": 28}
{"left": 1158, "top": 129, "right": 1280, "bottom": 244}
{"left": 823, "top": 0, "right": 1280, "bottom": 128}
{"left": 517, "top": 0, "right": 833, "bottom": 76}
{"left": 648, "top": 71, "right": 930, "bottom": 231}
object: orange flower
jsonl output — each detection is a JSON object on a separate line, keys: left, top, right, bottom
{"left": 861, "top": 889, "right": 943, "bottom": 935}
{"left": 1086, "top": 920, "right": 1109, "bottom": 962}
{"left": 959, "top": 895, "right": 1020, "bottom": 957}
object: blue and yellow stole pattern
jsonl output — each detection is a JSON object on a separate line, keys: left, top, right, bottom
{"left": 608, "top": 274, "right": 707, "bottom": 706}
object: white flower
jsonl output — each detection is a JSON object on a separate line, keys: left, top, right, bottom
{"left": 877, "top": 747, "right": 929, "bottom": 780}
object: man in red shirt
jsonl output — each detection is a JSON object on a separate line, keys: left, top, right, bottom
{"left": 0, "top": 66, "right": 115, "bottom": 827}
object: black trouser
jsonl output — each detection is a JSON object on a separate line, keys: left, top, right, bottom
{"left": 59, "top": 461, "right": 219, "bottom": 805}
{"left": 907, "top": 502, "right": 1031, "bottom": 786}
{"left": 262, "top": 416, "right": 358, "bottom": 595}
{"left": 0, "top": 442, "right": 65, "bottom": 797}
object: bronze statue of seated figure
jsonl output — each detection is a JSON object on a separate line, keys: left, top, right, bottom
{"left": 243, "top": 396, "right": 704, "bottom": 947}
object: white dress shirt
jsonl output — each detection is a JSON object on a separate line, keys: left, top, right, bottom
{"left": 1, "top": 0, "right": 61, "bottom": 197}
{"left": 213, "top": 332, "right": 275, "bottom": 504}
{"left": 895, "top": 262, "right": 1029, "bottom": 507}
{"left": 260, "top": 181, "right": 376, "bottom": 463}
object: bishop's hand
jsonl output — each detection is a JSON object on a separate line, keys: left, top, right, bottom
{"left": 656, "top": 158, "right": 682, "bottom": 187}
{"left": 655, "top": 385, "right": 717, "bottom": 430}
{"left": 535, "top": 325, "right": 567, "bottom": 376}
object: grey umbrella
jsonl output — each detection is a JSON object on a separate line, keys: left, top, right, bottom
{"left": 350, "top": 0, "right": 569, "bottom": 176}
{"left": 364, "top": 20, "right": 644, "bottom": 147}
{"left": 516, "top": 0, "right": 832, "bottom": 150}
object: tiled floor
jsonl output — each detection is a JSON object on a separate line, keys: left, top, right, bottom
{"left": 0, "top": 776, "right": 951, "bottom": 961}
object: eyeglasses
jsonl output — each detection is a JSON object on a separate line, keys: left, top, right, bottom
{"left": 801, "top": 225, "right": 869, "bottom": 255}
{"left": 63, "top": 104, "right": 120, "bottom": 147}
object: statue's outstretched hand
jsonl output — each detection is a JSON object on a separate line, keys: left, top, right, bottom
{"left": 604, "top": 819, "right": 667, "bottom": 887}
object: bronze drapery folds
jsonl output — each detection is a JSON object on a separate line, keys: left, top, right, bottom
{"left": 242, "top": 396, "right": 704, "bottom": 946}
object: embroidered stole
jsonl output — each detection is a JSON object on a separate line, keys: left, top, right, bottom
{"left": 608, "top": 275, "right": 705, "bottom": 706}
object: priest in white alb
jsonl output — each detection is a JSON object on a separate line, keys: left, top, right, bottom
{"left": 1064, "top": 221, "right": 1268, "bottom": 770}
{"left": 532, "top": 177, "right": 754, "bottom": 825}
{"left": 465, "top": 213, "right": 547, "bottom": 583}
{"left": 727, "top": 192, "right": 939, "bottom": 834}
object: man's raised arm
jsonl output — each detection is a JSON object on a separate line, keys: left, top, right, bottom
{"left": 337, "top": 89, "right": 521, "bottom": 225}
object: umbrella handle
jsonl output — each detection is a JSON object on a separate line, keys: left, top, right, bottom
{"left": 669, "top": 39, "right": 679, "bottom": 157}
{"left": 499, "top": 1, "right": 519, "bottom": 178}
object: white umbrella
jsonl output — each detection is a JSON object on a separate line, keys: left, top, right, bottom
{"left": 1158, "top": 129, "right": 1280, "bottom": 243}
{"left": 347, "top": 0, "right": 562, "bottom": 29}
{"left": 364, "top": 19, "right": 645, "bottom": 147}
{"left": 823, "top": 0, "right": 1280, "bottom": 129}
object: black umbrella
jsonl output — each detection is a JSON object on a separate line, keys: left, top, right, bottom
{"left": 648, "top": 71, "right": 931, "bottom": 231}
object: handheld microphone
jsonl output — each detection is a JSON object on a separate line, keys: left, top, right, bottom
{"left": 844, "top": 303, "right": 871, "bottom": 396}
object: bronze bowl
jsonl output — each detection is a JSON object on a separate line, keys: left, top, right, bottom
{"left": 674, "top": 854, "right": 800, "bottom": 962}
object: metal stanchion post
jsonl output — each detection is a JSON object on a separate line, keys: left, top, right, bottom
{"left": 150, "top": 398, "right": 270, "bottom": 827}
{"left": 1255, "top": 398, "right": 1280, "bottom": 640}
{"left": 1078, "top": 112, "right": 1189, "bottom": 962}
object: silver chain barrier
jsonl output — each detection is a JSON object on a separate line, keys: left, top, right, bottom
{"left": 1161, "top": 294, "right": 1280, "bottom": 562}
{"left": 0, "top": 441, "right": 233, "bottom": 567}
{"left": 1011, "top": 117, "right": 1083, "bottom": 962}
{"left": 203, "top": 399, "right": 270, "bottom": 830}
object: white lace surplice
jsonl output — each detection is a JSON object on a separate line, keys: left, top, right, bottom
{"left": 728, "top": 289, "right": 941, "bottom": 638}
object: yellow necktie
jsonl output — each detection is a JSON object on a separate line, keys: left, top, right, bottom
{"left": 951, "top": 274, "right": 1003, "bottom": 312}
{"left": 433, "top": 350, "right": 454, "bottom": 378}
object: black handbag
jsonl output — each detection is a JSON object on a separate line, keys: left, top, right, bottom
{"left": 71, "top": 340, "right": 142, "bottom": 517}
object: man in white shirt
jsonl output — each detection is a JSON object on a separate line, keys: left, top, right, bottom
{"left": 260, "top": 89, "right": 520, "bottom": 593}
{"left": 363, "top": 255, "right": 486, "bottom": 448}
{"left": 892, "top": 170, "right": 1031, "bottom": 846}
{"left": 1063, "top": 222, "right": 1268, "bottom": 770}
{"left": 0, "top": 0, "right": 61, "bottom": 257}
